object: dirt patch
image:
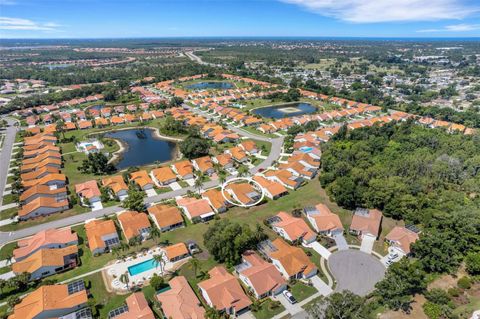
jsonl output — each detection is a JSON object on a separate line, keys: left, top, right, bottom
{"left": 379, "top": 295, "right": 428, "bottom": 319}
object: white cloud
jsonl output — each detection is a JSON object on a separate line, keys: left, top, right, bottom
{"left": 0, "top": 17, "right": 60, "bottom": 31}
{"left": 418, "top": 23, "right": 480, "bottom": 32}
{"left": 280, "top": 0, "right": 478, "bottom": 23}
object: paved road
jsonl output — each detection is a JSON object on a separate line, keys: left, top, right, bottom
{"left": 0, "top": 119, "right": 283, "bottom": 244}
{"left": 185, "top": 50, "right": 224, "bottom": 68}
{"left": 0, "top": 118, "right": 19, "bottom": 207}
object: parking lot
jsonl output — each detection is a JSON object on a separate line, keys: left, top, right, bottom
{"left": 328, "top": 249, "right": 386, "bottom": 296}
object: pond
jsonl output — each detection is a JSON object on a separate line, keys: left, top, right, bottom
{"left": 88, "top": 104, "right": 104, "bottom": 111}
{"left": 185, "top": 81, "right": 234, "bottom": 90}
{"left": 103, "top": 128, "right": 177, "bottom": 169}
{"left": 251, "top": 102, "right": 317, "bottom": 119}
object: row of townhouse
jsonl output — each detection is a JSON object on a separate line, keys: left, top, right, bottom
{"left": 18, "top": 132, "right": 69, "bottom": 221}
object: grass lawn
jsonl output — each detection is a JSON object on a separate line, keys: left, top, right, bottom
{"left": 2, "top": 194, "right": 15, "bottom": 205}
{"left": 253, "top": 299, "right": 285, "bottom": 319}
{"left": 240, "top": 126, "right": 277, "bottom": 139}
{"left": 254, "top": 139, "right": 272, "bottom": 155}
{"left": 6, "top": 175, "right": 15, "bottom": 184}
{"left": 290, "top": 281, "right": 317, "bottom": 302}
{"left": 0, "top": 207, "right": 17, "bottom": 221}
{"left": 0, "top": 242, "right": 17, "bottom": 260}
{"left": 0, "top": 266, "right": 11, "bottom": 275}
{"left": 84, "top": 272, "right": 130, "bottom": 319}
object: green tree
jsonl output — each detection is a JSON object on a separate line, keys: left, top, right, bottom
{"left": 465, "top": 252, "right": 480, "bottom": 275}
{"left": 307, "top": 291, "right": 369, "bottom": 319}
{"left": 179, "top": 135, "right": 210, "bottom": 159}
{"left": 121, "top": 188, "right": 145, "bottom": 212}
{"left": 79, "top": 153, "right": 116, "bottom": 175}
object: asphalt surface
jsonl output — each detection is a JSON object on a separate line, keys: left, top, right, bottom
{"left": 0, "top": 117, "right": 284, "bottom": 244}
{"left": 328, "top": 249, "right": 386, "bottom": 296}
{"left": 0, "top": 118, "right": 19, "bottom": 207}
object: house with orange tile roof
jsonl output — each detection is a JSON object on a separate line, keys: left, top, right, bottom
{"left": 23, "top": 144, "right": 60, "bottom": 159}
{"left": 176, "top": 197, "right": 215, "bottom": 222}
{"left": 77, "top": 120, "right": 93, "bottom": 130}
{"left": 264, "top": 170, "right": 303, "bottom": 190}
{"left": 94, "top": 117, "right": 109, "bottom": 127}
{"left": 19, "top": 185, "right": 67, "bottom": 205}
{"left": 22, "top": 151, "right": 61, "bottom": 167}
{"left": 239, "top": 140, "right": 258, "bottom": 155}
{"left": 198, "top": 266, "right": 251, "bottom": 316}
{"left": 201, "top": 188, "right": 232, "bottom": 213}
{"left": 20, "top": 157, "right": 62, "bottom": 174}
{"left": 102, "top": 175, "right": 129, "bottom": 201}
{"left": 271, "top": 212, "right": 316, "bottom": 244}
{"left": 18, "top": 197, "right": 69, "bottom": 221}
{"left": 171, "top": 160, "right": 194, "bottom": 180}
{"left": 280, "top": 161, "right": 317, "bottom": 180}
{"left": 14, "top": 227, "right": 78, "bottom": 262}
{"left": 130, "top": 170, "right": 155, "bottom": 191}
{"left": 63, "top": 122, "right": 76, "bottom": 131}
{"left": 7, "top": 282, "right": 90, "bottom": 319}
{"left": 147, "top": 204, "right": 184, "bottom": 232}
{"left": 85, "top": 219, "right": 120, "bottom": 255}
{"left": 385, "top": 226, "right": 420, "bottom": 256}
{"left": 163, "top": 243, "right": 190, "bottom": 262}
{"left": 192, "top": 156, "right": 215, "bottom": 176}
{"left": 235, "top": 250, "right": 286, "bottom": 299}
{"left": 305, "top": 204, "right": 344, "bottom": 237}
{"left": 225, "top": 182, "right": 261, "bottom": 206}
{"left": 267, "top": 238, "right": 317, "bottom": 280}
{"left": 212, "top": 153, "right": 234, "bottom": 169}
{"left": 252, "top": 175, "right": 288, "bottom": 200}
{"left": 75, "top": 180, "right": 102, "bottom": 209}
{"left": 12, "top": 245, "right": 78, "bottom": 280}
{"left": 226, "top": 146, "right": 248, "bottom": 163}
{"left": 111, "top": 292, "right": 155, "bottom": 319}
{"left": 22, "top": 173, "right": 66, "bottom": 189}
{"left": 150, "top": 166, "right": 177, "bottom": 186}
{"left": 350, "top": 208, "right": 383, "bottom": 239}
{"left": 20, "top": 166, "right": 59, "bottom": 182}
{"left": 157, "top": 276, "right": 206, "bottom": 319}
{"left": 117, "top": 211, "right": 152, "bottom": 242}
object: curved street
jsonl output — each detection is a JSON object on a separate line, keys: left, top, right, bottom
{"left": 0, "top": 121, "right": 284, "bottom": 244}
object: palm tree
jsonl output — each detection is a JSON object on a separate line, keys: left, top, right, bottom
{"left": 238, "top": 165, "right": 249, "bottom": 177}
{"left": 55, "top": 119, "right": 65, "bottom": 140}
{"left": 150, "top": 227, "right": 161, "bottom": 244}
{"left": 153, "top": 252, "right": 166, "bottom": 274}
{"left": 5, "top": 253, "right": 13, "bottom": 266}
{"left": 194, "top": 172, "right": 206, "bottom": 193}
{"left": 120, "top": 271, "right": 130, "bottom": 289}
{"left": 190, "top": 257, "right": 200, "bottom": 278}
{"left": 218, "top": 170, "right": 227, "bottom": 185}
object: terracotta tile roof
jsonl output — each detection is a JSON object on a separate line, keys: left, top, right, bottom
{"left": 151, "top": 166, "right": 177, "bottom": 183}
{"left": 273, "top": 212, "right": 316, "bottom": 242}
{"left": 385, "top": 226, "right": 419, "bottom": 254}
{"left": 308, "top": 204, "right": 343, "bottom": 233}
{"left": 8, "top": 284, "right": 88, "bottom": 319}
{"left": 12, "top": 245, "right": 78, "bottom": 275}
{"left": 115, "top": 292, "right": 155, "bottom": 319}
{"left": 102, "top": 175, "right": 128, "bottom": 194}
{"left": 117, "top": 211, "right": 151, "bottom": 241}
{"left": 78, "top": 120, "right": 93, "bottom": 129}
{"left": 350, "top": 209, "right": 383, "bottom": 238}
{"left": 75, "top": 180, "right": 101, "bottom": 199}
{"left": 85, "top": 219, "right": 118, "bottom": 252}
{"left": 22, "top": 173, "right": 66, "bottom": 189}
{"left": 193, "top": 156, "right": 214, "bottom": 173}
{"left": 14, "top": 228, "right": 77, "bottom": 261}
{"left": 198, "top": 266, "right": 251, "bottom": 312}
{"left": 239, "top": 251, "right": 286, "bottom": 297}
{"left": 19, "top": 185, "right": 67, "bottom": 202}
{"left": 163, "top": 243, "right": 189, "bottom": 261}
{"left": 20, "top": 166, "right": 59, "bottom": 182}
{"left": 213, "top": 153, "right": 233, "bottom": 166}
{"left": 157, "top": 276, "right": 206, "bottom": 319}
{"left": 21, "top": 158, "right": 62, "bottom": 173}
{"left": 228, "top": 146, "right": 247, "bottom": 161}
{"left": 240, "top": 140, "right": 257, "bottom": 153}
{"left": 202, "top": 188, "right": 231, "bottom": 211}
{"left": 130, "top": 170, "right": 154, "bottom": 189}
{"left": 269, "top": 238, "right": 317, "bottom": 278}
{"left": 147, "top": 204, "right": 184, "bottom": 229}
{"left": 252, "top": 175, "right": 288, "bottom": 198}
{"left": 172, "top": 160, "right": 193, "bottom": 178}
{"left": 176, "top": 197, "right": 214, "bottom": 219}
{"left": 226, "top": 183, "right": 259, "bottom": 205}
{"left": 18, "top": 197, "right": 68, "bottom": 218}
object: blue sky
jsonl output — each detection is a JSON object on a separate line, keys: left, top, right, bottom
{"left": 1, "top": 0, "right": 480, "bottom": 38}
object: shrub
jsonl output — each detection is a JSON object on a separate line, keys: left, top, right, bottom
{"left": 150, "top": 274, "right": 165, "bottom": 291}
{"left": 457, "top": 277, "right": 472, "bottom": 290}
{"left": 465, "top": 252, "right": 480, "bottom": 275}
{"left": 447, "top": 287, "right": 460, "bottom": 297}
{"left": 425, "top": 288, "right": 451, "bottom": 305}
{"left": 423, "top": 302, "right": 442, "bottom": 319}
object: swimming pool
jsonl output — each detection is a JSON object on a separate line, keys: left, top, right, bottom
{"left": 299, "top": 146, "right": 313, "bottom": 153}
{"left": 128, "top": 258, "right": 158, "bottom": 276}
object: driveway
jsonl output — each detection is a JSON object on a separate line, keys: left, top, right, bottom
{"left": 91, "top": 202, "right": 104, "bottom": 211}
{"left": 303, "top": 241, "right": 331, "bottom": 260}
{"left": 360, "top": 234, "right": 376, "bottom": 254}
{"left": 145, "top": 189, "right": 157, "bottom": 197}
{"left": 333, "top": 233, "right": 348, "bottom": 251}
{"left": 328, "top": 250, "right": 386, "bottom": 296}
{"left": 274, "top": 293, "right": 303, "bottom": 317}
{"left": 310, "top": 275, "right": 333, "bottom": 296}
{"left": 169, "top": 182, "right": 182, "bottom": 191}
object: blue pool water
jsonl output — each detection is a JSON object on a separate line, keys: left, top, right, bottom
{"left": 128, "top": 258, "right": 158, "bottom": 276}
{"left": 300, "top": 147, "right": 314, "bottom": 153}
